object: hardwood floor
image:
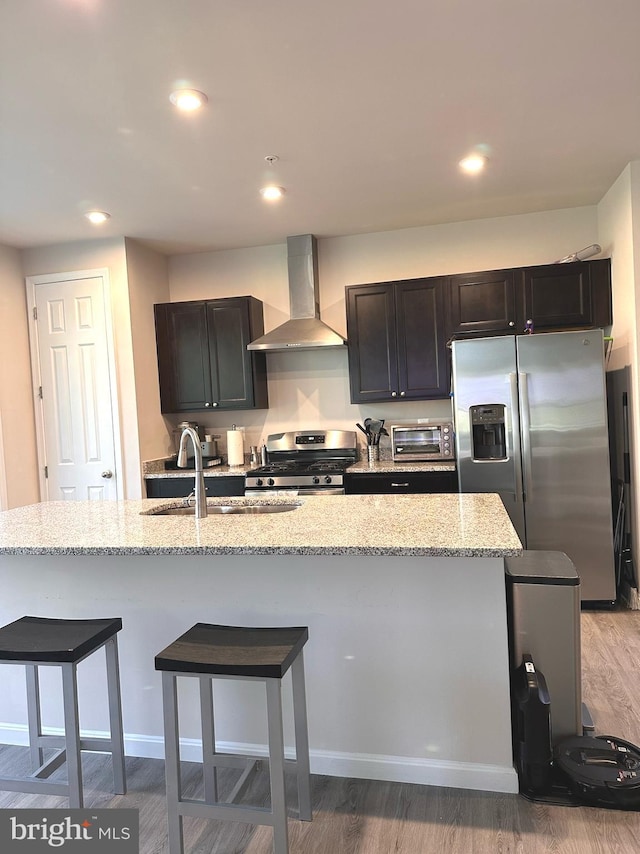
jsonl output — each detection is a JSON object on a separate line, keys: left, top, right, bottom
{"left": 0, "top": 609, "right": 639, "bottom": 853}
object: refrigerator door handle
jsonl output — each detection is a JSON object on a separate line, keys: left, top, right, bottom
{"left": 519, "top": 371, "right": 533, "bottom": 499}
{"left": 509, "top": 371, "right": 524, "bottom": 501}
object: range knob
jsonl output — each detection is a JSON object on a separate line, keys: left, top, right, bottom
{"left": 312, "top": 476, "right": 320, "bottom": 485}
{"left": 324, "top": 476, "right": 332, "bottom": 484}
{"left": 256, "top": 478, "right": 263, "bottom": 487}
{"left": 267, "top": 478, "right": 275, "bottom": 486}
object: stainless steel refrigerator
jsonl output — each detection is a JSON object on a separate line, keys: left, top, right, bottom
{"left": 451, "top": 329, "right": 615, "bottom": 603}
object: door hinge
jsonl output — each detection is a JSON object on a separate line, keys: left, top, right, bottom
{"left": 33, "top": 306, "right": 37, "bottom": 320}
{"left": 44, "top": 465, "right": 48, "bottom": 479}
{"left": 38, "top": 386, "right": 43, "bottom": 399}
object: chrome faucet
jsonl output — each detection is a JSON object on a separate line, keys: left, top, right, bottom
{"left": 177, "top": 427, "right": 207, "bottom": 518}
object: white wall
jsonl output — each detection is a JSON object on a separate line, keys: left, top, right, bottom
{"left": 598, "top": 162, "right": 640, "bottom": 595}
{"left": 168, "top": 206, "right": 599, "bottom": 453}
{"left": 0, "top": 244, "right": 39, "bottom": 508}
{"left": 124, "top": 239, "right": 172, "bottom": 485}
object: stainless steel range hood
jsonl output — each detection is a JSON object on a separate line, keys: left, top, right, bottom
{"left": 247, "top": 234, "right": 346, "bottom": 351}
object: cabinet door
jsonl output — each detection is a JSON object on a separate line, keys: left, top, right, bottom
{"left": 155, "top": 297, "right": 268, "bottom": 414}
{"left": 520, "top": 262, "right": 592, "bottom": 330}
{"left": 146, "top": 475, "right": 245, "bottom": 499}
{"left": 395, "top": 278, "right": 449, "bottom": 399}
{"left": 206, "top": 299, "right": 256, "bottom": 409}
{"left": 346, "top": 283, "right": 398, "bottom": 403}
{"left": 448, "top": 269, "right": 518, "bottom": 336}
{"left": 155, "top": 301, "right": 212, "bottom": 412}
{"left": 345, "top": 471, "right": 458, "bottom": 494}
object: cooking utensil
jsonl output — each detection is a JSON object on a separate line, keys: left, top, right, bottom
{"left": 356, "top": 423, "right": 369, "bottom": 438}
{"left": 368, "top": 419, "right": 383, "bottom": 445}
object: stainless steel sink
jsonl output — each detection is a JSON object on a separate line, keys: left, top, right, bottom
{"left": 146, "top": 504, "right": 300, "bottom": 516}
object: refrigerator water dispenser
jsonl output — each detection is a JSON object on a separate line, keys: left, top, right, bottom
{"left": 470, "top": 404, "right": 507, "bottom": 460}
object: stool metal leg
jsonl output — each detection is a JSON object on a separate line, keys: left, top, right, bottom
{"left": 162, "top": 672, "right": 184, "bottom": 854}
{"left": 25, "top": 665, "right": 44, "bottom": 770}
{"left": 105, "top": 636, "right": 127, "bottom": 795}
{"left": 61, "top": 663, "right": 83, "bottom": 809}
{"left": 291, "top": 652, "right": 312, "bottom": 821}
{"left": 265, "top": 678, "right": 289, "bottom": 854}
{"left": 199, "top": 676, "right": 218, "bottom": 803}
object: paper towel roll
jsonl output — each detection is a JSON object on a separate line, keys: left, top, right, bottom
{"left": 226, "top": 429, "right": 244, "bottom": 467}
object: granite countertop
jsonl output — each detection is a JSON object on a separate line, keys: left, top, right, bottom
{"left": 143, "top": 460, "right": 247, "bottom": 478}
{"left": 144, "top": 458, "right": 456, "bottom": 479}
{"left": 346, "top": 460, "right": 456, "bottom": 474}
{"left": 0, "top": 494, "right": 520, "bottom": 557}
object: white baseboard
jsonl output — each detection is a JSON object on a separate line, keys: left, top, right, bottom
{"left": 0, "top": 723, "right": 518, "bottom": 795}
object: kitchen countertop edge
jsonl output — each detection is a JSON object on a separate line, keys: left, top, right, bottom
{"left": 0, "top": 494, "right": 521, "bottom": 558}
{"left": 144, "top": 459, "right": 457, "bottom": 478}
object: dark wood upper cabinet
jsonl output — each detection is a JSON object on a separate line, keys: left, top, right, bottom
{"left": 448, "top": 269, "right": 519, "bottom": 336}
{"left": 347, "top": 259, "right": 611, "bottom": 404}
{"left": 346, "top": 277, "right": 449, "bottom": 403}
{"left": 154, "top": 296, "right": 268, "bottom": 413}
{"left": 448, "top": 258, "right": 611, "bottom": 338}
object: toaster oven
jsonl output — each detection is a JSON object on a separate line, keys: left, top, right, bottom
{"left": 391, "top": 421, "right": 454, "bottom": 462}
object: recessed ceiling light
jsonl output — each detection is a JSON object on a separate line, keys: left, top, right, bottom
{"left": 259, "top": 186, "right": 285, "bottom": 201}
{"left": 459, "top": 154, "right": 487, "bottom": 175}
{"left": 169, "top": 89, "right": 208, "bottom": 111}
{"left": 85, "top": 211, "right": 111, "bottom": 224}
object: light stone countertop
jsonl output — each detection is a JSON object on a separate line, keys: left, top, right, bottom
{"left": 144, "top": 459, "right": 456, "bottom": 479}
{"left": 143, "top": 461, "right": 247, "bottom": 478}
{"left": 346, "top": 460, "right": 456, "bottom": 474}
{"left": 0, "top": 493, "right": 521, "bottom": 557}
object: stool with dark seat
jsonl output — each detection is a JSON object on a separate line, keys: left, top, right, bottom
{"left": 155, "top": 623, "right": 312, "bottom": 854}
{"left": 0, "top": 615, "right": 126, "bottom": 808}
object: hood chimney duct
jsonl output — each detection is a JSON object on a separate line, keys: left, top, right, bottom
{"left": 247, "top": 234, "right": 346, "bottom": 351}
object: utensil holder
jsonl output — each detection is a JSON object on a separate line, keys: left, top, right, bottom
{"left": 367, "top": 445, "right": 380, "bottom": 463}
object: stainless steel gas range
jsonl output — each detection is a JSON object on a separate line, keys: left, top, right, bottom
{"left": 245, "top": 430, "right": 358, "bottom": 496}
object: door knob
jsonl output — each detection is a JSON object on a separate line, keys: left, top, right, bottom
{"left": 101, "top": 470, "right": 113, "bottom": 479}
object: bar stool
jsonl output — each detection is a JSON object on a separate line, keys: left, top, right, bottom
{"left": 155, "top": 623, "right": 312, "bottom": 854}
{"left": 0, "top": 615, "right": 126, "bottom": 808}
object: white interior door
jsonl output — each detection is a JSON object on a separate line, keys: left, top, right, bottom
{"left": 28, "top": 272, "right": 120, "bottom": 500}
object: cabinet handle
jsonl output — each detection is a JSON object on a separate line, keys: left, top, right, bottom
{"left": 212, "top": 401, "right": 219, "bottom": 407}
{"left": 400, "top": 391, "right": 406, "bottom": 396}
{"left": 508, "top": 321, "right": 515, "bottom": 327}
{"left": 391, "top": 391, "right": 397, "bottom": 397}
{"left": 391, "top": 482, "right": 409, "bottom": 488}
{"left": 205, "top": 402, "right": 211, "bottom": 407}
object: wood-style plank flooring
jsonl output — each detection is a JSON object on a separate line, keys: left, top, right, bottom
{"left": 0, "top": 609, "right": 639, "bottom": 853}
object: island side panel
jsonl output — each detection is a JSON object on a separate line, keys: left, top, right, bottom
{"left": 0, "top": 552, "right": 517, "bottom": 793}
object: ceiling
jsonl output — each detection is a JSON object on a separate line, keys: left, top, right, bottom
{"left": 2, "top": 0, "right": 640, "bottom": 256}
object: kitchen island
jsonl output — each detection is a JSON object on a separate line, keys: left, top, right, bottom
{"left": 0, "top": 494, "right": 522, "bottom": 793}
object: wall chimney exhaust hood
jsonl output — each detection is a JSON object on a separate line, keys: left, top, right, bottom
{"left": 247, "top": 234, "right": 346, "bottom": 351}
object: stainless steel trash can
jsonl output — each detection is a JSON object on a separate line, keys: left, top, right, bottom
{"left": 505, "top": 551, "right": 583, "bottom": 745}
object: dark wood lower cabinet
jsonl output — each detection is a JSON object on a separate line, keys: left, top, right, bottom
{"left": 345, "top": 471, "right": 458, "bottom": 495}
{"left": 145, "top": 476, "right": 245, "bottom": 499}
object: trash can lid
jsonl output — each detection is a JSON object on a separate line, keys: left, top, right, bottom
{"left": 504, "top": 551, "right": 580, "bottom": 585}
